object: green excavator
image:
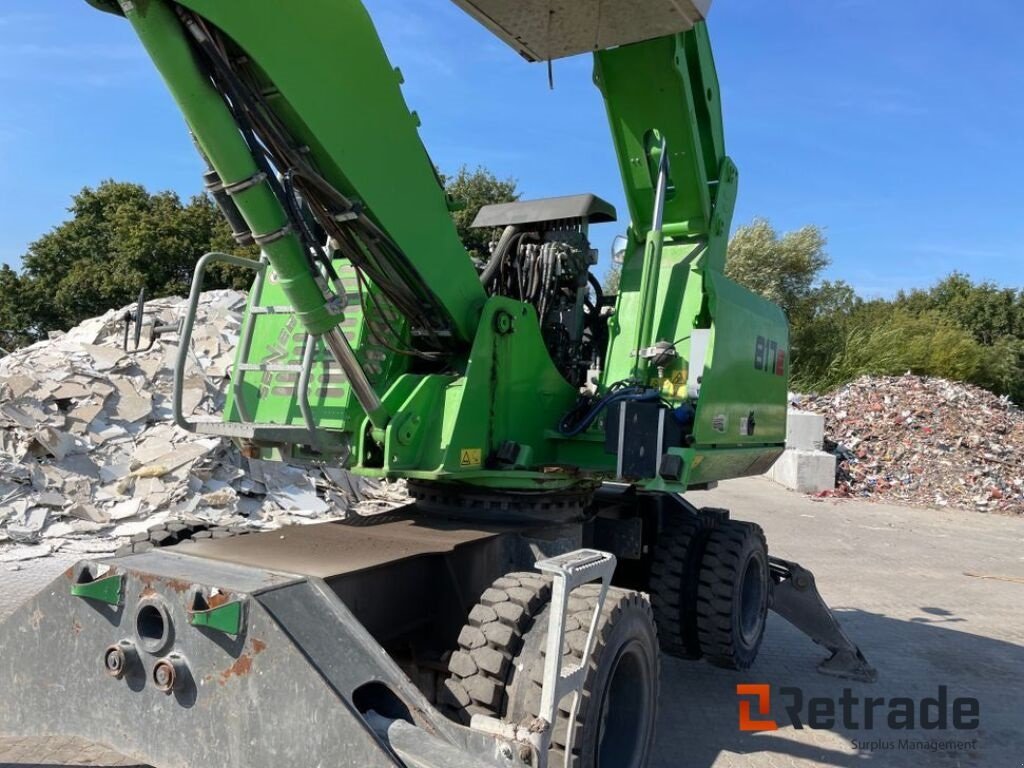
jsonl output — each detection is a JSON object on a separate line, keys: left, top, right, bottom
{"left": 0, "top": 2, "right": 874, "bottom": 766}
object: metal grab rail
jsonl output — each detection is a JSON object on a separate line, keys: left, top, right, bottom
{"left": 172, "top": 251, "right": 320, "bottom": 442}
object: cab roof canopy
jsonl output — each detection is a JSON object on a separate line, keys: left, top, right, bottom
{"left": 450, "top": 0, "right": 711, "bottom": 61}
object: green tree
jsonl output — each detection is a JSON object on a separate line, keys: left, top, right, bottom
{"left": 820, "top": 309, "right": 990, "bottom": 387}
{"left": 0, "top": 265, "right": 32, "bottom": 351}
{"left": 602, "top": 264, "right": 621, "bottom": 294}
{"left": 725, "top": 217, "right": 860, "bottom": 389}
{"left": 11, "top": 181, "right": 256, "bottom": 342}
{"left": 895, "top": 272, "right": 1023, "bottom": 345}
{"left": 440, "top": 166, "right": 519, "bottom": 259}
{"left": 892, "top": 272, "right": 1024, "bottom": 401}
{"left": 726, "top": 217, "right": 830, "bottom": 325}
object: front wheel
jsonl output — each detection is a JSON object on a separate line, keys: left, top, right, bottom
{"left": 442, "top": 574, "right": 660, "bottom": 768}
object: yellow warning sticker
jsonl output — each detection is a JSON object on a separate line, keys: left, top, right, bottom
{"left": 459, "top": 448, "right": 482, "bottom": 468}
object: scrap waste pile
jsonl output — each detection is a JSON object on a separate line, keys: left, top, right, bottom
{"left": 797, "top": 375, "right": 1024, "bottom": 514}
{"left": 0, "top": 291, "right": 408, "bottom": 566}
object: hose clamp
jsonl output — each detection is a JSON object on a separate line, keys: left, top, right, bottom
{"left": 253, "top": 225, "right": 292, "bottom": 247}
{"left": 224, "top": 172, "right": 268, "bottom": 196}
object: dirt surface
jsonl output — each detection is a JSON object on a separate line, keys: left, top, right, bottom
{"left": 1, "top": 476, "right": 1021, "bottom": 767}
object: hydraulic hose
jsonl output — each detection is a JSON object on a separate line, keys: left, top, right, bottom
{"left": 479, "top": 225, "right": 520, "bottom": 287}
{"left": 121, "top": 0, "right": 390, "bottom": 428}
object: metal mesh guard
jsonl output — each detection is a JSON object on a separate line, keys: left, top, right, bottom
{"left": 451, "top": 0, "right": 711, "bottom": 61}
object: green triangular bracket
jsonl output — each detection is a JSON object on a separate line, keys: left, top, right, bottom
{"left": 189, "top": 599, "right": 245, "bottom": 636}
{"left": 71, "top": 574, "right": 124, "bottom": 606}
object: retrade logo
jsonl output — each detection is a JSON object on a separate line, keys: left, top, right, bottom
{"left": 736, "top": 684, "right": 980, "bottom": 733}
{"left": 737, "top": 684, "right": 779, "bottom": 732}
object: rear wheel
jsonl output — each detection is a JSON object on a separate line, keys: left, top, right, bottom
{"left": 648, "top": 511, "right": 712, "bottom": 659}
{"left": 695, "top": 520, "right": 769, "bottom": 670}
{"left": 442, "top": 573, "right": 659, "bottom": 768}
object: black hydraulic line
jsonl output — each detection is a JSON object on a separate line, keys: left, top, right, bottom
{"left": 479, "top": 225, "right": 519, "bottom": 287}
{"left": 354, "top": 269, "right": 441, "bottom": 360}
{"left": 281, "top": 171, "right": 339, "bottom": 281}
{"left": 180, "top": 8, "right": 455, "bottom": 351}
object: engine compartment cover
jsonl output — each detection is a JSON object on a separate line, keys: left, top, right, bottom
{"left": 451, "top": 0, "right": 711, "bottom": 61}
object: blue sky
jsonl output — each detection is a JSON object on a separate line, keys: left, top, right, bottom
{"left": 0, "top": 0, "right": 1021, "bottom": 296}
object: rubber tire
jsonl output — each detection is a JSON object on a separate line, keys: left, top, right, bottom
{"left": 695, "top": 520, "right": 769, "bottom": 670}
{"left": 648, "top": 512, "right": 709, "bottom": 659}
{"left": 440, "top": 572, "right": 552, "bottom": 723}
{"left": 442, "top": 574, "right": 660, "bottom": 768}
{"left": 114, "top": 522, "right": 250, "bottom": 557}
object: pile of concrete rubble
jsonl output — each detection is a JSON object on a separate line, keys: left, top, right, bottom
{"left": 0, "top": 291, "right": 408, "bottom": 566}
{"left": 796, "top": 375, "right": 1024, "bottom": 514}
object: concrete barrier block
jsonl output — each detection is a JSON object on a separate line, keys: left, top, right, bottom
{"left": 768, "top": 449, "right": 836, "bottom": 494}
{"left": 786, "top": 410, "right": 825, "bottom": 451}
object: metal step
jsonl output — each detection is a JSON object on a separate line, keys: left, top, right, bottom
{"left": 192, "top": 420, "right": 321, "bottom": 443}
{"left": 235, "top": 363, "right": 307, "bottom": 373}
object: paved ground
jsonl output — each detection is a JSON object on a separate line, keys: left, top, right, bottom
{"left": 1, "top": 476, "right": 1022, "bottom": 767}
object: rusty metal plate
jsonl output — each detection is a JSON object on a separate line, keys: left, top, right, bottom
{"left": 451, "top": 0, "right": 711, "bottom": 61}
{"left": 183, "top": 512, "right": 506, "bottom": 579}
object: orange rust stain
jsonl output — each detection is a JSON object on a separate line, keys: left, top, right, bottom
{"left": 207, "top": 592, "right": 232, "bottom": 609}
{"left": 251, "top": 639, "right": 267, "bottom": 655}
{"left": 140, "top": 587, "right": 157, "bottom": 600}
{"left": 220, "top": 654, "right": 253, "bottom": 684}
{"left": 72, "top": 620, "right": 82, "bottom": 636}
{"left": 160, "top": 577, "right": 193, "bottom": 594}
{"left": 136, "top": 572, "right": 191, "bottom": 594}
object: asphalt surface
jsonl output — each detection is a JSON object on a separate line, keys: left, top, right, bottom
{"left": 1, "top": 476, "right": 1021, "bottom": 767}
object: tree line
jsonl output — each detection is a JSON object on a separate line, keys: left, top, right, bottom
{"left": 724, "top": 218, "right": 1024, "bottom": 402}
{"left": 1, "top": 175, "right": 1020, "bottom": 402}
{"left": 0, "top": 168, "right": 515, "bottom": 351}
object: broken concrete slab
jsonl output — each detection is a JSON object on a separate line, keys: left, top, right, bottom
{"left": 0, "top": 291, "right": 409, "bottom": 563}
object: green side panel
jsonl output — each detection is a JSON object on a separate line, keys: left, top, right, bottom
{"left": 174, "top": 0, "right": 486, "bottom": 342}
{"left": 602, "top": 240, "right": 707, "bottom": 391}
{"left": 224, "top": 261, "right": 408, "bottom": 442}
{"left": 691, "top": 271, "right": 789, "bottom": 448}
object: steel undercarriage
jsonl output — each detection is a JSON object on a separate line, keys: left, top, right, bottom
{"left": 0, "top": 492, "right": 872, "bottom": 768}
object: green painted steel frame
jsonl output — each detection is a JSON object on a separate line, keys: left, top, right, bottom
{"left": 593, "top": 25, "right": 789, "bottom": 489}
{"left": 96, "top": 0, "right": 788, "bottom": 492}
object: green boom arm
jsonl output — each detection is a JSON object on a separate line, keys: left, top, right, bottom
{"left": 104, "top": 0, "right": 485, "bottom": 342}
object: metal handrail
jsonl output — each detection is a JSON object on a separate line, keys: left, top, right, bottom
{"left": 173, "top": 251, "right": 338, "bottom": 445}
{"left": 298, "top": 333, "right": 322, "bottom": 446}
{"left": 173, "top": 251, "right": 266, "bottom": 434}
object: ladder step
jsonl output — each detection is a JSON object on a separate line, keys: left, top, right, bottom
{"left": 192, "top": 420, "right": 347, "bottom": 447}
{"left": 250, "top": 306, "right": 298, "bottom": 315}
{"left": 535, "top": 549, "right": 616, "bottom": 590}
{"left": 235, "top": 363, "right": 306, "bottom": 373}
